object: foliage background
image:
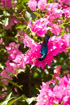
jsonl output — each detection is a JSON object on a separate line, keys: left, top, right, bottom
{"left": 0, "top": 0, "right": 70, "bottom": 105}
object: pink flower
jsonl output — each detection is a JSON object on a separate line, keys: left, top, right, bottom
{"left": 19, "top": 33, "right": 69, "bottom": 69}
{"left": 50, "top": 24, "right": 62, "bottom": 35}
{"left": 1, "top": 60, "right": 19, "bottom": 85}
{"left": 16, "top": 31, "right": 38, "bottom": 48}
{"left": 27, "top": 0, "right": 47, "bottom": 11}
{"left": 5, "top": 34, "right": 70, "bottom": 70}
{"left": 1, "top": 0, "right": 12, "bottom": 7}
{"left": 30, "top": 18, "right": 49, "bottom": 37}
{"left": 1, "top": 70, "right": 11, "bottom": 85}
{"left": 38, "top": 0, "right": 47, "bottom": 10}
{"left": 63, "top": 0, "right": 70, "bottom": 6}
{"left": 14, "top": 88, "right": 18, "bottom": 93}
{"left": 63, "top": 33, "right": 70, "bottom": 48}
{"left": 22, "top": 34, "right": 69, "bottom": 69}
{"left": 59, "top": 0, "right": 70, "bottom": 6}
{"left": 27, "top": 0, "right": 37, "bottom": 11}
{"left": 36, "top": 76, "right": 70, "bottom": 105}
{"left": 0, "top": 93, "right": 6, "bottom": 99}
{"left": 63, "top": 7, "right": 70, "bottom": 18}
{"left": 0, "top": 38, "right": 4, "bottom": 45}
{"left": 47, "top": 3, "right": 63, "bottom": 18}
{"left": 53, "top": 66, "right": 61, "bottom": 78}
{"left": 6, "top": 17, "right": 19, "bottom": 30}
{"left": 22, "top": 33, "right": 37, "bottom": 48}
{"left": 47, "top": 3, "right": 59, "bottom": 13}
{"left": 6, "top": 42, "right": 26, "bottom": 67}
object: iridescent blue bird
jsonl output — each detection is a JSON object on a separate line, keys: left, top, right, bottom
{"left": 38, "top": 35, "right": 50, "bottom": 61}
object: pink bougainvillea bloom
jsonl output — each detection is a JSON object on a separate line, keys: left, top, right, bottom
{"left": 1, "top": 33, "right": 69, "bottom": 85}
{"left": 63, "top": 33, "right": 70, "bottom": 48}
{"left": 12, "top": 17, "right": 19, "bottom": 24}
{"left": 59, "top": 0, "right": 70, "bottom": 6}
{"left": 1, "top": 60, "right": 19, "bottom": 85}
{"left": 6, "top": 17, "right": 19, "bottom": 30}
{"left": 22, "top": 34, "right": 69, "bottom": 68}
{"left": 54, "top": 66, "right": 61, "bottom": 75}
{"left": 6, "top": 42, "right": 22, "bottom": 61}
{"left": 0, "top": 93, "right": 6, "bottom": 99}
{"left": 0, "top": 38, "right": 3, "bottom": 44}
{"left": 1, "top": 0, "right": 12, "bottom": 7}
{"left": 1, "top": 70, "right": 11, "bottom": 85}
{"left": 28, "top": 0, "right": 47, "bottom": 11}
{"left": 53, "top": 66, "right": 61, "bottom": 78}
{"left": 16, "top": 31, "right": 38, "bottom": 48}
{"left": 27, "top": 0, "right": 37, "bottom": 11}
{"left": 4, "top": 34, "right": 70, "bottom": 71}
{"left": 38, "top": 0, "right": 47, "bottom": 10}
{"left": 46, "top": 3, "right": 63, "bottom": 18}
{"left": 14, "top": 88, "right": 18, "bottom": 93}
{"left": 22, "top": 33, "right": 37, "bottom": 48}
{"left": 63, "top": 7, "right": 70, "bottom": 18}
{"left": 13, "top": 0, "right": 17, "bottom": 4}
{"left": 30, "top": 18, "right": 49, "bottom": 37}
{"left": 36, "top": 76, "right": 70, "bottom": 105}
{"left": 18, "top": 33, "right": 70, "bottom": 69}
{"left": 0, "top": 38, "right": 4, "bottom": 45}
{"left": 4, "top": 60, "right": 18, "bottom": 75}
{"left": 63, "top": 0, "right": 70, "bottom": 6}
{"left": 47, "top": 3, "right": 59, "bottom": 13}
{"left": 50, "top": 24, "right": 62, "bottom": 35}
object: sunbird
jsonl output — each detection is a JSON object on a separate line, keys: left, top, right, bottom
{"left": 38, "top": 35, "right": 50, "bottom": 61}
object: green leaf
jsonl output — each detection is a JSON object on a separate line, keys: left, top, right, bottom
{"left": 7, "top": 98, "right": 18, "bottom": 105}
{"left": 55, "top": 78, "right": 59, "bottom": 85}
{"left": 18, "top": 69, "right": 25, "bottom": 73}
{"left": 16, "top": 24, "right": 26, "bottom": 29}
{"left": 33, "top": 72, "right": 39, "bottom": 78}
{"left": 48, "top": 0, "right": 54, "bottom": 3}
{"left": 53, "top": 103, "right": 58, "bottom": 105}
{"left": 25, "top": 11, "right": 32, "bottom": 20}
{"left": 0, "top": 63, "right": 4, "bottom": 70}
{"left": 18, "top": 0, "right": 28, "bottom": 3}
{"left": 22, "top": 95, "right": 36, "bottom": 105}
{"left": 0, "top": 92, "right": 12, "bottom": 105}
{"left": 25, "top": 97, "right": 36, "bottom": 105}
{"left": 33, "top": 12, "right": 40, "bottom": 17}
{"left": 6, "top": 79, "right": 23, "bottom": 90}
{"left": 67, "top": 47, "right": 70, "bottom": 50}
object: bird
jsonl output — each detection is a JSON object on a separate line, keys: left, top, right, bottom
{"left": 38, "top": 35, "right": 50, "bottom": 61}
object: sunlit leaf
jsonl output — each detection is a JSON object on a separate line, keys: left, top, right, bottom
{"left": 0, "top": 92, "right": 12, "bottom": 105}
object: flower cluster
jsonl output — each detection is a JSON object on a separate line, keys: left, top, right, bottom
{"left": 29, "top": 18, "right": 62, "bottom": 36}
{"left": 1, "top": 0, "right": 12, "bottom": 7}
{"left": 27, "top": 0, "right": 47, "bottom": 11}
{"left": 6, "top": 33, "right": 70, "bottom": 69}
{"left": 29, "top": 18, "right": 49, "bottom": 37}
{"left": 1, "top": 60, "right": 18, "bottom": 85}
{"left": 1, "top": 33, "right": 70, "bottom": 84}
{"left": 5, "top": 17, "right": 19, "bottom": 30}
{"left": 53, "top": 66, "right": 61, "bottom": 78}
{"left": 59, "top": 0, "right": 70, "bottom": 6}
{"left": 23, "top": 33, "right": 70, "bottom": 68}
{"left": 63, "top": 7, "right": 70, "bottom": 18}
{"left": 1, "top": 0, "right": 17, "bottom": 8}
{"left": 0, "top": 0, "right": 70, "bottom": 87}
{"left": 28, "top": 0, "right": 70, "bottom": 36}
{"left": 36, "top": 76, "right": 70, "bottom": 105}
{"left": 1, "top": 42, "right": 24, "bottom": 85}
{"left": 28, "top": 0, "right": 70, "bottom": 11}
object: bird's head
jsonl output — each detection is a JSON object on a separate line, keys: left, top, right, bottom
{"left": 45, "top": 35, "right": 50, "bottom": 40}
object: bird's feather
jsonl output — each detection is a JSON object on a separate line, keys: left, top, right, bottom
{"left": 38, "top": 35, "right": 50, "bottom": 61}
